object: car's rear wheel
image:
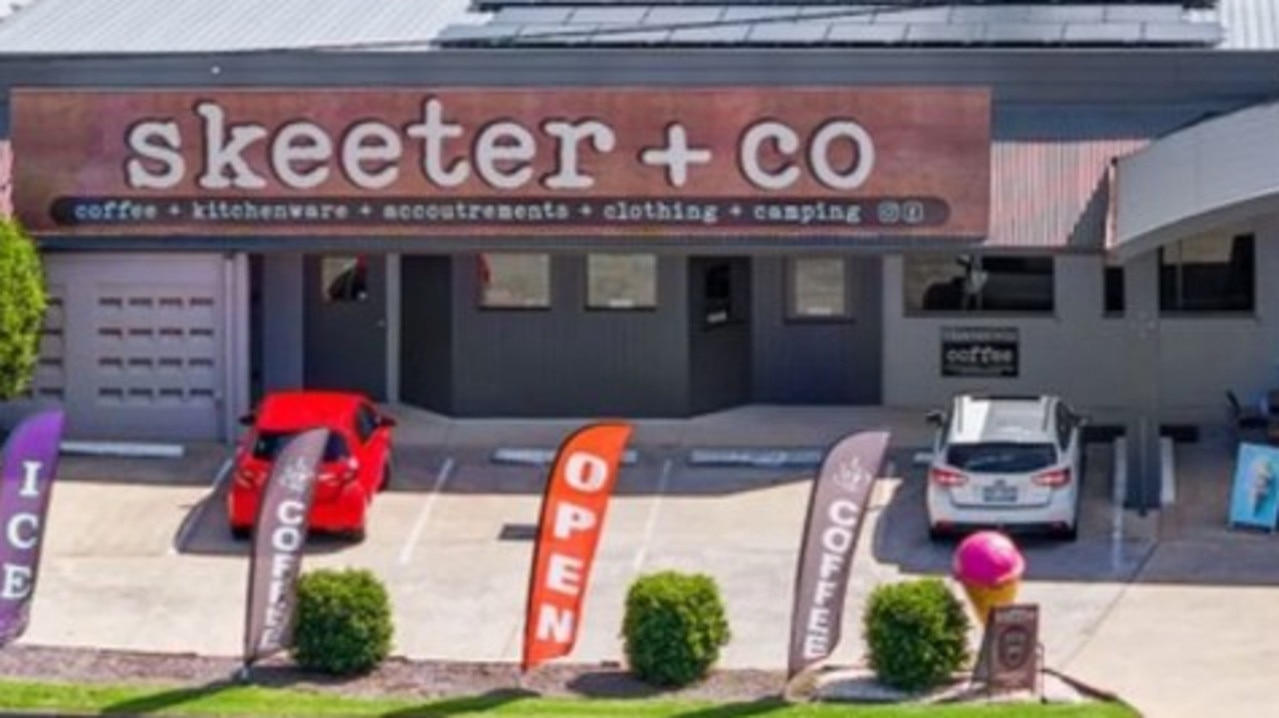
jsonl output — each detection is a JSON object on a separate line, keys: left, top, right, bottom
{"left": 343, "top": 527, "right": 366, "bottom": 543}
{"left": 230, "top": 525, "right": 251, "bottom": 541}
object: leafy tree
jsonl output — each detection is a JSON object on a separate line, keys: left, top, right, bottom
{"left": 0, "top": 219, "right": 46, "bottom": 400}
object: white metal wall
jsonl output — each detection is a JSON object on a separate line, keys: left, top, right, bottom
{"left": 882, "top": 216, "right": 1279, "bottom": 424}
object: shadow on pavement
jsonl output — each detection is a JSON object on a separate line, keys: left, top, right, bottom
{"left": 170, "top": 480, "right": 368, "bottom": 557}
{"left": 870, "top": 446, "right": 1158, "bottom": 585}
{"left": 565, "top": 670, "right": 665, "bottom": 698}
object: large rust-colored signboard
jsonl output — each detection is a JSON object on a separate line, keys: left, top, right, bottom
{"left": 12, "top": 88, "right": 989, "bottom": 237}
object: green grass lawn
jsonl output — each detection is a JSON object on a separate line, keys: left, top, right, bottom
{"left": 0, "top": 678, "right": 1139, "bottom": 717}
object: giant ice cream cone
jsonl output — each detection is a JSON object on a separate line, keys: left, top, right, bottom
{"left": 953, "top": 531, "right": 1025, "bottom": 625}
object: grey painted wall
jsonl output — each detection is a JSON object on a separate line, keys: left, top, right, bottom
{"left": 751, "top": 256, "right": 883, "bottom": 404}
{"left": 882, "top": 214, "right": 1279, "bottom": 423}
{"left": 400, "top": 255, "right": 454, "bottom": 413}
{"left": 259, "top": 253, "right": 304, "bottom": 395}
{"left": 449, "top": 254, "right": 690, "bottom": 417}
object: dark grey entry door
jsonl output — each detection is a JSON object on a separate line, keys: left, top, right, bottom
{"left": 304, "top": 255, "right": 387, "bottom": 400}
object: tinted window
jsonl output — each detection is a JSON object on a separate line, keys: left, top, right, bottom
{"left": 1159, "top": 233, "right": 1254, "bottom": 313}
{"left": 251, "top": 431, "right": 349, "bottom": 462}
{"left": 355, "top": 406, "right": 379, "bottom": 444}
{"left": 1055, "top": 404, "right": 1074, "bottom": 451}
{"left": 905, "top": 255, "right": 1054, "bottom": 313}
{"left": 946, "top": 442, "right": 1057, "bottom": 473}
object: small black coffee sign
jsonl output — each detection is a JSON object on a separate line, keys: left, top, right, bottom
{"left": 974, "top": 603, "right": 1040, "bottom": 693}
{"left": 941, "top": 327, "right": 1018, "bottom": 378}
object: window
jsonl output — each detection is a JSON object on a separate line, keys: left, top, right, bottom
{"left": 905, "top": 255, "right": 1054, "bottom": 314}
{"left": 1055, "top": 403, "right": 1075, "bottom": 451}
{"left": 1159, "top": 233, "right": 1254, "bottom": 313}
{"left": 355, "top": 405, "right": 379, "bottom": 444}
{"left": 587, "top": 254, "right": 656, "bottom": 310}
{"left": 322, "top": 257, "right": 367, "bottom": 303}
{"left": 479, "top": 253, "right": 550, "bottom": 309}
{"left": 1104, "top": 257, "right": 1124, "bottom": 315}
{"left": 945, "top": 443, "right": 1057, "bottom": 474}
{"left": 789, "top": 257, "right": 849, "bottom": 320}
{"left": 252, "top": 431, "right": 349, "bottom": 462}
{"left": 704, "top": 263, "right": 734, "bottom": 326}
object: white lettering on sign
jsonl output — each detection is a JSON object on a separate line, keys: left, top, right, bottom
{"left": 259, "top": 497, "right": 307, "bottom": 649}
{"left": 801, "top": 497, "right": 864, "bottom": 659}
{"left": 125, "top": 121, "right": 185, "bottom": 189}
{"left": 536, "top": 603, "right": 575, "bottom": 644}
{"left": 195, "top": 102, "right": 268, "bottom": 190}
{"left": 541, "top": 120, "right": 615, "bottom": 190}
{"left": 546, "top": 554, "right": 584, "bottom": 597}
{"left": 19, "top": 462, "right": 41, "bottom": 498}
{"left": 117, "top": 97, "right": 883, "bottom": 195}
{"left": 552, "top": 501, "right": 597, "bottom": 540}
{"left": 272, "top": 121, "right": 333, "bottom": 190}
{"left": 564, "top": 452, "right": 609, "bottom": 492}
{"left": 1, "top": 461, "right": 46, "bottom": 602}
{"left": 6, "top": 514, "right": 37, "bottom": 551}
{"left": 341, "top": 121, "right": 403, "bottom": 189}
{"left": 740, "top": 119, "right": 875, "bottom": 192}
{"left": 0, "top": 564, "right": 32, "bottom": 600}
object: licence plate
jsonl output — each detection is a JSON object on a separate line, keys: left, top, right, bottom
{"left": 981, "top": 485, "right": 1019, "bottom": 503}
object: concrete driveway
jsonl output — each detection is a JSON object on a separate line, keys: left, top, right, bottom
{"left": 19, "top": 407, "right": 1277, "bottom": 717}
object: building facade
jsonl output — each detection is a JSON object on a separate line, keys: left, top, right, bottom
{"left": 1, "top": 0, "right": 1279, "bottom": 508}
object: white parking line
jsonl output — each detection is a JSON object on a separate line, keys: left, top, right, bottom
{"left": 169, "top": 457, "right": 233, "bottom": 556}
{"left": 631, "top": 458, "right": 672, "bottom": 572}
{"left": 398, "top": 457, "right": 455, "bottom": 566}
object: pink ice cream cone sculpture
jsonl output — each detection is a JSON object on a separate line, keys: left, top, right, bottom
{"left": 952, "top": 531, "right": 1025, "bottom": 625}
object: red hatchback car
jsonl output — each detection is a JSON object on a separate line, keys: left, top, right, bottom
{"left": 227, "top": 390, "right": 396, "bottom": 542}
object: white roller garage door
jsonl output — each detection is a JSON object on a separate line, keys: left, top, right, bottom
{"left": 33, "top": 254, "right": 230, "bottom": 441}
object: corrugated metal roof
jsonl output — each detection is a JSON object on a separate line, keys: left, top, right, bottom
{"left": 987, "top": 138, "right": 1146, "bottom": 249}
{"left": 0, "top": 0, "right": 486, "bottom": 53}
{"left": 0, "top": 140, "right": 11, "bottom": 218}
{"left": 1194, "top": 0, "right": 1279, "bottom": 49}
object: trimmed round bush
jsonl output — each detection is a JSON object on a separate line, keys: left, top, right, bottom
{"left": 292, "top": 568, "right": 393, "bottom": 675}
{"left": 622, "top": 570, "right": 731, "bottom": 687}
{"left": 863, "top": 578, "right": 970, "bottom": 692}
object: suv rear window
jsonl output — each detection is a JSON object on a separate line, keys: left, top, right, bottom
{"left": 946, "top": 442, "right": 1057, "bottom": 473}
{"left": 251, "top": 431, "right": 349, "bottom": 462}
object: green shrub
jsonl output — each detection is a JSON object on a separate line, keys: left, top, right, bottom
{"left": 292, "top": 568, "right": 393, "bottom": 675}
{"left": 622, "top": 570, "right": 731, "bottom": 687}
{"left": 863, "top": 578, "right": 970, "bottom": 692}
{"left": 0, "top": 219, "right": 47, "bottom": 400}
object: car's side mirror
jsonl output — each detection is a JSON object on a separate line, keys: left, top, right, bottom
{"left": 925, "top": 410, "right": 946, "bottom": 427}
{"left": 379, "top": 416, "right": 398, "bottom": 429}
{"left": 238, "top": 413, "right": 256, "bottom": 427}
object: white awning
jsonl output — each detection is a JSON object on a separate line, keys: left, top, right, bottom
{"left": 1112, "top": 99, "right": 1279, "bottom": 261}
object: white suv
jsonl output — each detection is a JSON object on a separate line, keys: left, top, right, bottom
{"left": 925, "top": 394, "right": 1085, "bottom": 541}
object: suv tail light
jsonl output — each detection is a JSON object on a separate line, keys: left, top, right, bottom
{"left": 929, "top": 467, "right": 968, "bottom": 487}
{"left": 1033, "top": 469, "right": 1071, "bottom": 487}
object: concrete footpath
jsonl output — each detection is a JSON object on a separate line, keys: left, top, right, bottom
{"left": 19, "top": 406, "right": 1279, "bottom": 717}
